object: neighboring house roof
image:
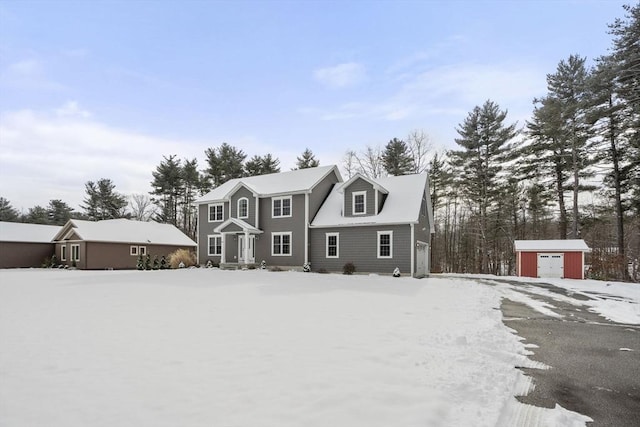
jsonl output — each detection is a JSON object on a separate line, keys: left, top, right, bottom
{"left": 514, "top": 240, "right": 590, "bottom": 252}
{"left": 311, "top": 173, "right": 432, "bottom": 228}
{"left": 195, "top": 165, "right": 342, "bottom": 203}
{"left": 0, "top": 221, "right": 61, "bottom": 243}
{"left": 52, "top": 219, "right": 197, "bottom": 246}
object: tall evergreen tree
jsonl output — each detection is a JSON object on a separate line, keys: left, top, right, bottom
{"left": 382, "top": 138, "right": 414, "bottom": 176}
{"left": 181, "top": 158, "right": 202, "bottom": 237}
{"left": 0, "top": 197, "right": 19, "bottom": 222}
{"left": 24, "top": 206, "right": 50, "bottom": 224}
{"left": 205, "top": 143, "right": 247, "bottom": 187}
{"left": 47, "top": 199, "right": 74, "bottom": 225}
{"left": 448, "top": 100, "right": 518, "bottom": 273}
{"left": 245, "top": 154, "right": 281, "bottom": 176}
{"left": 294, "top": 148, "right": 320, "bottom": 169}
{"left": 82, "top": 178, "right": 128, "bottom": 220}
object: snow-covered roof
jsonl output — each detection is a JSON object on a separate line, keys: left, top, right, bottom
{"left": 53, "top": 219, "right": 196, "bottom": 246}
{"left": 195, "top": 165, "right": 341, "bottom": 203}
{"left": 311, "top": 173, "right": 430, "bottom": 227}
{"left": 514, "top": 240, "right": 590, "bottom": 252}
{"left": 214, "top": 218, "right": 263, "bottom": 234}
{"left": 339, "top": 173, "right": 388, "bottom": 194}
{"left": 0, "top": 221, "right": 61, "bottom": 243}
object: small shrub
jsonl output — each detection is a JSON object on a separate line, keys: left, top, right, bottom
{"left": 260, "top": 260, "right": 267, "bottom": 270}
{"left": 153, "top": 255, "right": 160, "bottom": 270}
{"left": 317, "top": 268, "right": 329, "bottom": 274}
{"left": 160, "top": 256, "right": 168, "bottom": 270}
{"left": 303, "top": 262, "right": 311, "bottom": 272}
{"left": 168, "top": 249, "right": 197, "bottom": 269}
{"left": 136, "top": 254, "right": 145, "bottom": 270}
{"left": 270, "top": 266, "right": 284, "bottom": 272}
{"left": 393, "top": 267, "right": 401, "bottom": 277}
{"left": 248, "top": 265, "right": 256, "bottom": 270}
{"left": 343, "top": 262, "right": 356, "bottom": 275}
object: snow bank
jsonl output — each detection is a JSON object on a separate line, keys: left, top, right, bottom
{"left": 0, "top": 269, "right": 588, "bottom": 426}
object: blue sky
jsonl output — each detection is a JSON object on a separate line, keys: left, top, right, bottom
{"left": 0, "top": 0, "right": 628, "bottom": 211}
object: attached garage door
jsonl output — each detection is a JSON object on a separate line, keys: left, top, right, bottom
{"left": 537, "top": 253, "right": 564, "bottom": 278}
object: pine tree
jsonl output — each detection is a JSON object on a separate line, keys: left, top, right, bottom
{"left": 47, "top": 199, "right": 74, "bottom": 225}
{"left": 382, "top": 138, "right": 414, "bottom": 176}
{"left": 449, "top": 100, "right": 518, "bottom": 273}
{"left": 245, "top": 154, "right": 281, "bottom": 176}
{"left": 24, "top": 206, "right": 50, "bottom": 224}
{"left": 294, "top": 148, "right": 319, "bottom": 169}
{"left": 82, "top": 178, "right": 127, "bottom": 220}
{"left": 150, "top": 155, "right": 183, "bottom": 226}
{"left": 0, "top": 197, "right": 19, "bottom": 222}
{"left": 204, "top": 143, "right": 246, "bottom": 187}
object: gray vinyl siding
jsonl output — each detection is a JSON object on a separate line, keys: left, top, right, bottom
{"left": 309, "top": 224, "right": 411, "bottom": 274}
{"left": 344, "top": 178, "right": 376, "bottom": 217}
{"left": 229, "top": 186, "right": 256, "bottom": 226}
{"left": 198, "top": 203, "right": 228, "bottom": 264}
{"left": 309, "top": 170, "right": 340, "bottom": 221}
{"left": 255, "top": 194, "right": 306, "bottom": 267}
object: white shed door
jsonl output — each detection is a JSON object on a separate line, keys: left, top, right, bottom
{"left": 416, "top": 243, "right": 429, "bottom": 277}
{"left": 537, "top": 253, "right": 564, "bottom": 278}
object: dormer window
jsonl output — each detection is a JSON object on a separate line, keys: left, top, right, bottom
{"left": 237, "top": 198, "right": 249, "bottom": 219}
{"left": 352, "top": 191, "right": 366, "bottom": 215}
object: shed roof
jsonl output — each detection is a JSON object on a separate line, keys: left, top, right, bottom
{"left": 195, "top": 165, "right": 341, "bottom": 203}
{"left": 53, "top": 219, "right": 196, "bottom": 246}
{"left": 514, "top": 239, "right": 590, "bottom": 252}
{"left": 311, "top": 173, "right": 432, "bottom": 228}
{"left": 0, "top": 221, "right": 61, "bottom": 243}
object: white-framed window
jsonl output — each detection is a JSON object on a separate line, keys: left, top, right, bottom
{"left": 71, "top": 244, "right": 80, "bottom": 262}
{"left": 208, "top": 203, "right": 224, "bottom": 222}
{"left": 272, "top": 196, "right": 292, "bottom": 218}
{"left": 208, "top": 235, "right": 222, "bottom": 256}
{"left": 353, "top": 191, "right": 367, "bottom": 215}
{"left": 326, "top": 233, "right": 339, "bottom": 258}
{"left": 60, "top": 245, "right": 67, "bottom": 261}
{"left": 377, "top": 231, "right": 393, "bottom": 258}
{"left": 139, "top": 246, "right": 147, "bottom": 256}
{"left": 237, "top": 197, "right": 249, "bottom": 219}
{"left": 130, "top": 245, "right": 138, "bottom": 256}
{"left": 272, "top": 232, "right": 292, "bottom": 256}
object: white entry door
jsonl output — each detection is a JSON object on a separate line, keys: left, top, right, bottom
{"left": 537, "top": 253, "right": 564, "bottom": 278}
{"left": 238, "top": 235, "right": 255, "bottom": 264}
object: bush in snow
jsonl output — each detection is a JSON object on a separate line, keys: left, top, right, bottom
{"left": 144, "top": 254, "right": 151, "bottom": 270}
{"left": 303, "top": 262, "right": 311, "bottom": 272}
{"left": 168, "top": 249, "right": 196, "bottom": 269}
{"left": 136, "top": 254, "right": 144, "bottom": 270}
{"left": 152, "top": 255, "right": 160, "bottom": 270}
{"left": 260, "top": 260, "right": 266, "bottom": 270}
{"left": 206, "top": 260, "right": 213, "bottom": 268}
{"left": 160, "top": 256, "right": 168, "bottom": 270}
{"left": 343, "top": 262, "right": 356, "bottom": 275}
{"left": 393, "top": 267, "right": 401, "bottom": 277}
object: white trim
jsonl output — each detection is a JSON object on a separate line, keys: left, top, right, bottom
{"left": 375, "top": 190, "right": 379, "bottom": 215}
{"left": 255, "top": 195, "right": 260, "bottom": 229}
{"left": 70, "top": 244, "right": 80, "bottom": 262}
{"left": 208, "top": 203, "right": 224, "bottom": 222}
{"left": 271, "top": 231, "right": 292, "bottom": 256}
{"left": 272, "top": 196, "right": 292, "bottom": 218}
{"left": 130, "top": 245, "right": 138, "bottom": 256}
{"left": 304, "top": 193, "right": 309, "bottom": 264}
{"left": 207, "top": 235, "right": 222, "bottom": 256}
{"left": 410, "top": 223, "right": 415, "bottom": 276}
{"left": 352, "top": 191, "right": 367, "bottom": 215}
{"left": 237, "top": 197, "right": 249, "bottom": 219}
{"left": 60, "top": 244, "right": 67, "bottom": 261}
{"left": 326, "top": 232, "right": 339, "bottom": 258}
{"left": 377, "top": 230, "right": 393, "bottom": 259}
{"left": 139, "top": 246, "right": 147, "bottom": 256}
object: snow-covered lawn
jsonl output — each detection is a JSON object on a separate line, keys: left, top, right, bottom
{"left": 2, "top": 269, "right": 630, "bottom": 427}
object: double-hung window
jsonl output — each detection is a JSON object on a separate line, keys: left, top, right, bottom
{"left": 326, "top": 233, "right": 339, "bottom": 258}
{"left": 352, "top": 191, "right": 366, "bottom": 215}
{"left": 61, "top": 245, "right": 67, "bottom": 261}
{"left": 237, "top": 198, "right": 249, "bottom": 219}
{"left": 130, "top": 246, "right": 138, "bottom": 256}
{"left": 272, "top": 232, "right": 292, "bottom": 256}
{"left": 272, "top": 196, "right": 292, "bottom": 218}
{"left": 209, "top": 204, "right": 224, "bottom": 222}
{"left": 71, "top": 244, "right": 80, "bottom": 262}
{"left": 377, "top": 231, "right": 393, "bottom": 258}
{"left": 208, "top": 235, "right": 222, "bottom": 256}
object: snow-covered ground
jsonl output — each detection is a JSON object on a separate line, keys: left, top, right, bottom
{"left": 1, "top": 269, "right": 634, "bottom": 427}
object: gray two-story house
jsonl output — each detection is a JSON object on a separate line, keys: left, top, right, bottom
{"left": 195, "top": 165, "right": 434, "bottom": 277}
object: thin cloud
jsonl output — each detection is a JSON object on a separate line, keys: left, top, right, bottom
{"left": 313, "top": 62, "right": 366, "bottom": 88}
{"left": 0, "top": 59, "right": 66, "bottom": 91}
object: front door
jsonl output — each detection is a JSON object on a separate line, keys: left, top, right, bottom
{"left": 238, "top": 235, "right": 255, "bottom": 264}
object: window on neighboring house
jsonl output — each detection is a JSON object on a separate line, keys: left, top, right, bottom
{"left": 377, "top": 231, "right": 393, "bottom": 258}
{"left": 61, "top": 245, "right": 67, "bottom": 261}
{"left": 139, "top": 246, "right": 147, "bottom": 256}
{"left": 208, "top": 235, "right": 222, "bottom": 256}
{"left": 71, "top": 244, "right": 80, "bottom": 262}
{"left": 130, "top": 246, "right": 138, "bottom": 256}
{"left": 272, "top": 196, "right": 292, "bottom": 218}
{"left": 209, "top": 204, "right": 224, "bottom": 222}
{"left": 272, "top": 232, "right": 292, "bottom": 256}
{"left": 238, "top": 198, "right": 249, "bottom": 219}
{"left": 326, "top": 233, "right": 339, "bottom": 258}
{"left": 353, "top": 191, "right": 366, "bottom": 215}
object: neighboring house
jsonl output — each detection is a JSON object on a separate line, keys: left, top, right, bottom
{"left": 514, "top": 239, "right": 591, "bottom": 279}
{"left": 0, "top": 222, "right": 60, "bottom": 268}
{"left": 310, "top": 173, "right": 434, "bottom": 277}
{"left": 195, "top": 166, "right": 435, "bottom": 277}
{"left": 52, "top": 219, "right": 197, "bottom": 270}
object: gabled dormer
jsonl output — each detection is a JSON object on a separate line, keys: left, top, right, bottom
{"left": 340, "top": 174, "right": 389, "bottom": 217}
{"left": 227, "top": 182, "right": 259, "bottom": 227}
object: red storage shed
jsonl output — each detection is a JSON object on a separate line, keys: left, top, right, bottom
{"left": 514, "top": 240, "right": 590, "bottom": 279}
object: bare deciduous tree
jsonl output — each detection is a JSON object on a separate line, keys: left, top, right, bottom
{"left": 406, "top": 129, "right": 433, "bottom": 174}
{"left": 130, "top": 193, "right": 156, "bottom": 221}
